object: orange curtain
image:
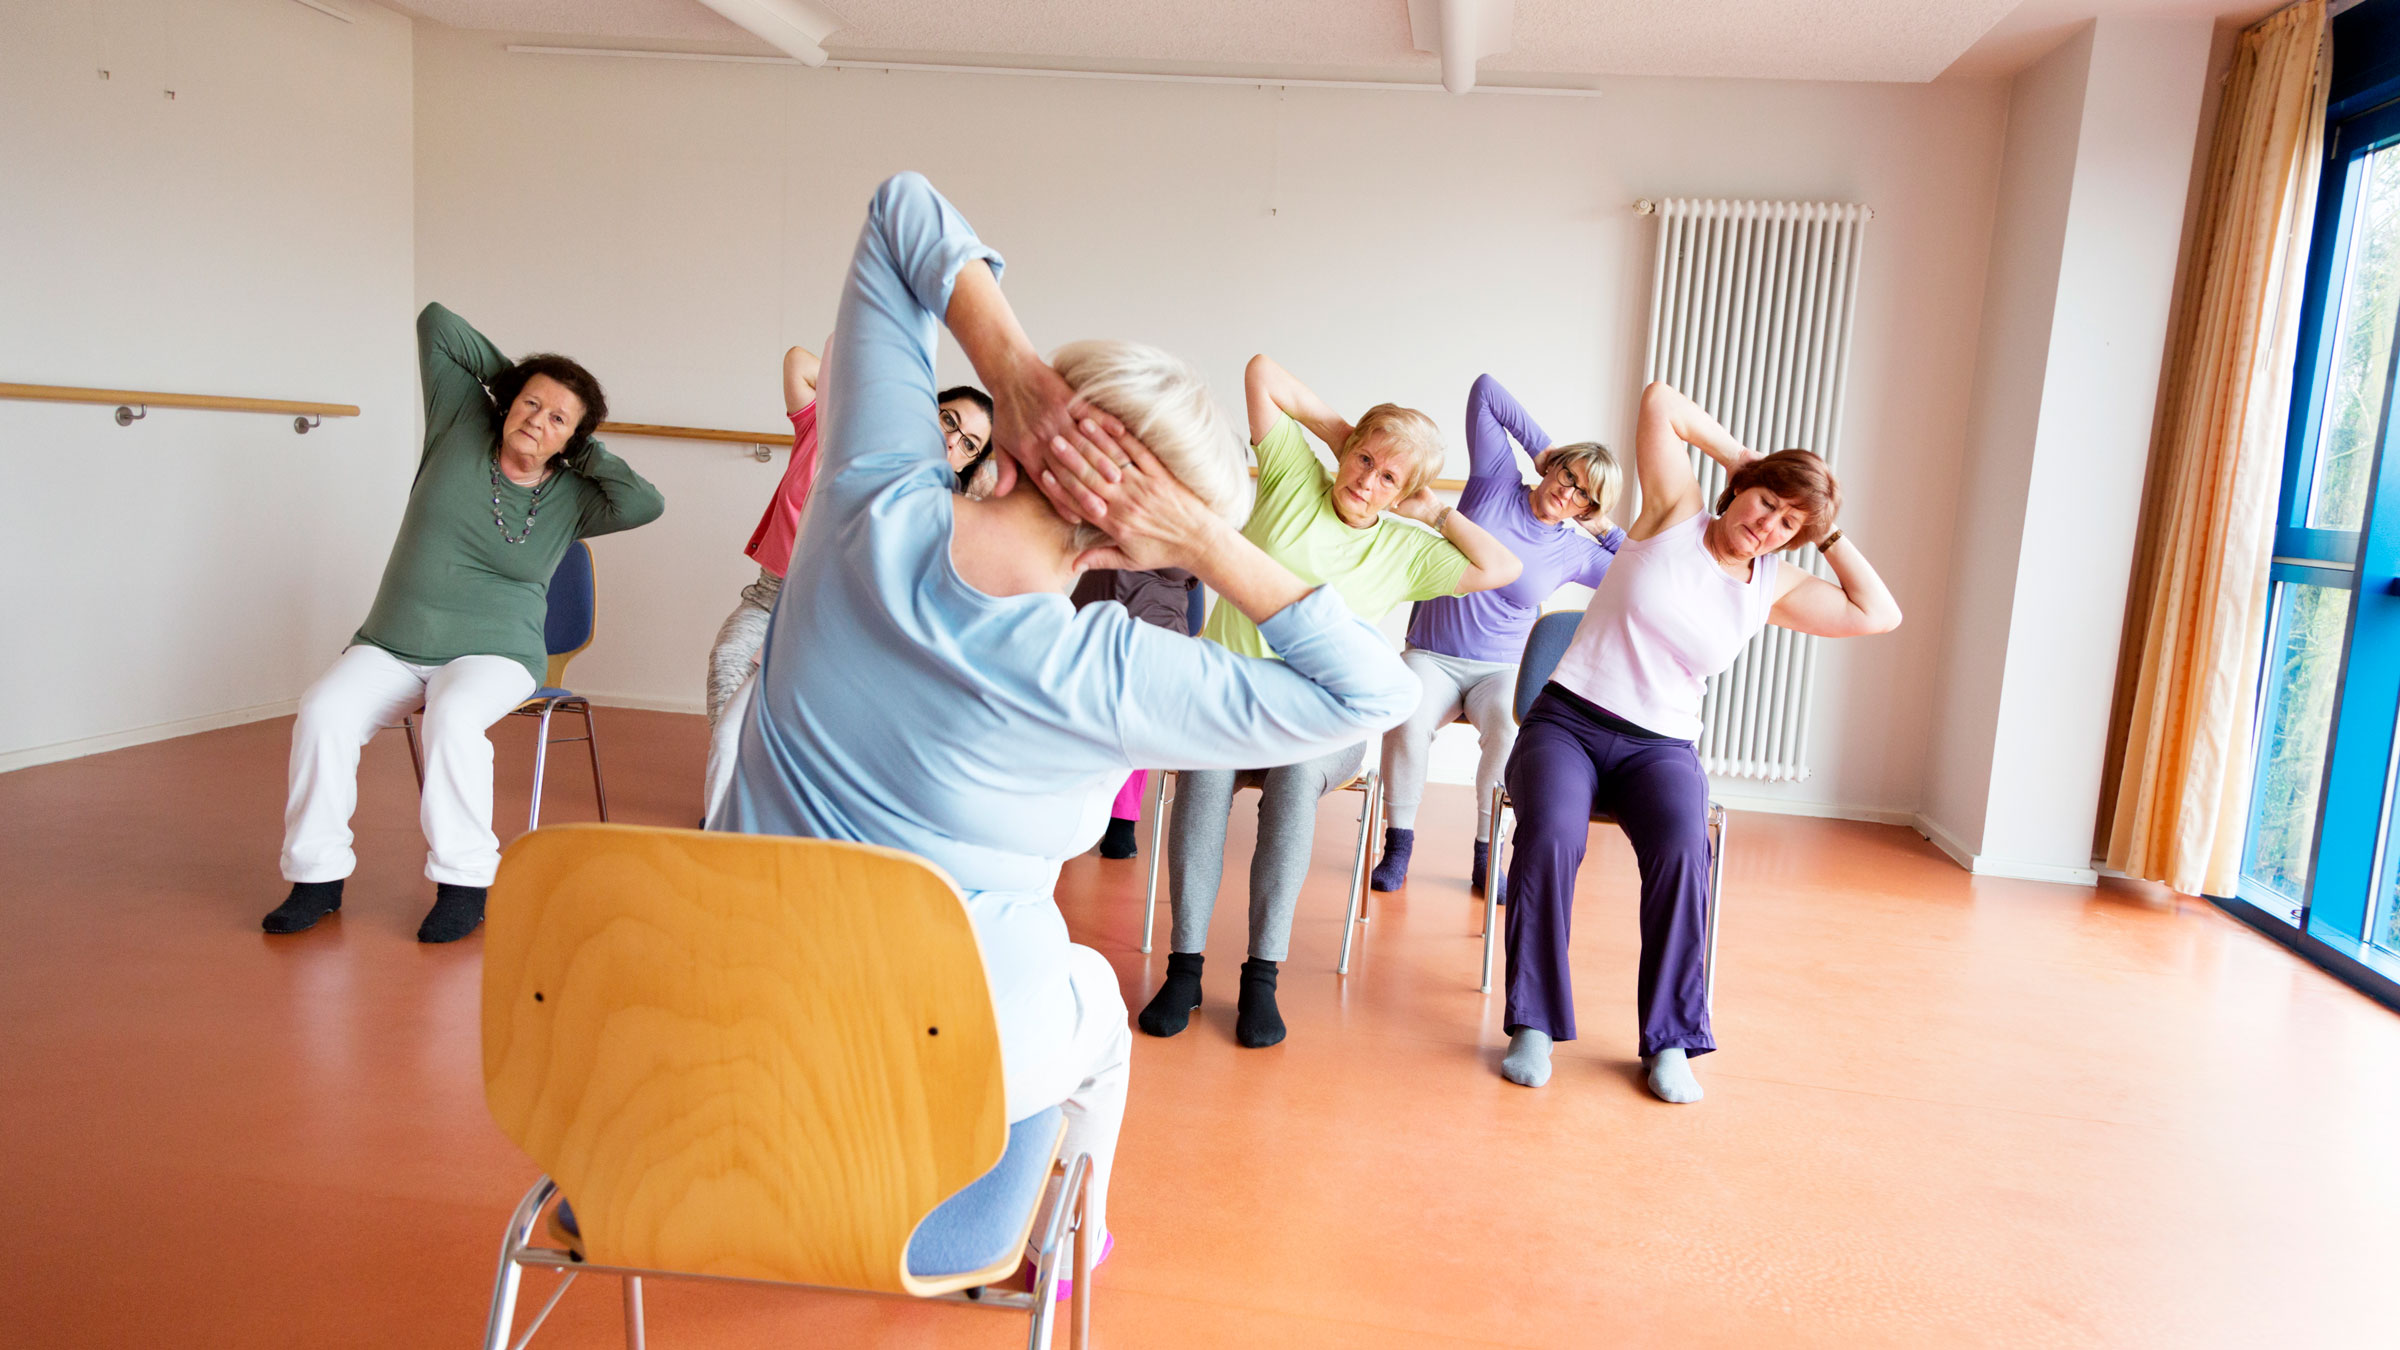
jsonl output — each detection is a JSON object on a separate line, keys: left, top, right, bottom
{"left": 2104, "top": 0, "right": 2328, "bottom": 897}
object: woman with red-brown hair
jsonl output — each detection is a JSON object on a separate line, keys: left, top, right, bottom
{"left": 1498, "top": 380, "right": 1901, "bottom": 1104}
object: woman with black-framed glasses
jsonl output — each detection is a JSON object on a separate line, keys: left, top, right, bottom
{"left": 1371, "top": 373, "right": 1625, "bottom": 895}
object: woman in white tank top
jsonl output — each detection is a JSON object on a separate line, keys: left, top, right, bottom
{"left": 1498, "top": 381, "right": 1903, "bottom": 1104}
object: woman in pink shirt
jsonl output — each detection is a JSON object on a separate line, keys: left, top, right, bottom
{"left": 1499, "top": 381, "right": 1902, "bottom": 1104}
{"left": 701, "top": 343, "right": 993, "bottom": 817}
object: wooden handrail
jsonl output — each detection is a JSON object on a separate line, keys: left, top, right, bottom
{"left": 600, "top": 420, "right": 794, "bottom": 446}
{"left": 598, "top": 417, "right": 1472, "bottom": 491}
{"left": 0, "top": 382, "right": 358, "bottom": 418}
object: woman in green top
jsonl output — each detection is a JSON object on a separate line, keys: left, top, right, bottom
{"left": 1139, "top": 354, "right": 1521, "bottom": 1048}
{"left": 263, "top": 304, "right": 666, "bottom": 943}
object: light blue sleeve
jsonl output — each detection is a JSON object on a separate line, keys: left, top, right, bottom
{"left": 1112, "top": 586, "right": 1418, "bottom": 769}
{"left": 816, "top": 172, "right": 1006, "bottom": 514}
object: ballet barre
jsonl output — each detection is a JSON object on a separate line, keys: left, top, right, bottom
{"left": 0, "top": 382, "right": 358, "bottom": 433}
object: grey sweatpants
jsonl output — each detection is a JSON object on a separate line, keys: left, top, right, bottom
{"left": 1166, "top": 742, "right": 1367, "bottom": 962}
{"left": 706, "top": 568, "right": 781, "bottom": 728}
{"left": 1380, "top": 645, "right": 1517, "bottom": 840}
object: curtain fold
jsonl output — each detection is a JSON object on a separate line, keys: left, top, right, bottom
{"left": 2103, "top": 0, "right": 2329, "bottom": 897}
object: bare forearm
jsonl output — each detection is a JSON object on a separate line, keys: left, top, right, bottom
{"left": 1825, "top": 538, "right": 1902, "bottom": 631}
{"left": 1185, "top": 521, "right": 1312, "bottom": 626}
{"left": 1249, "top": 355, "right": 1353, "bottom": 449}
{"left": 946, "top": 261, "right": 1038, "bottom": 397}
{"left": 1438, "top": 506, "right": 1521, "bottom": 591}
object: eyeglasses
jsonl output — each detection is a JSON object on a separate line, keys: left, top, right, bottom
{"left": 1548, "top": 464, "right": 1596, "bottom": 510}
{"left": 940, "top": 407, "right": 984, "bottom": 458}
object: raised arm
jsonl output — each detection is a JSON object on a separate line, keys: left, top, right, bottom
{"left": 812, "top": 173, "right": 1006, "bottom": 505}
{"left": 1632, "top": 380, "right": 1757, "bottom": 535}
{"left": 782, "top": 344, "right": 820, "bottom": 414}
{"left": 1391, "top": 488, "right": 1522, "bottom": 594}
{"left": 416, "top": 303, "right": 510, "bottom": 453}
{"left": 1245, "top": 354, "right": 1354, "bottom": 451}
{"left": 568, "top": 438, "right": 666, "bottom": 538}
{"left": 1465, "top": 373, "right": 1549, "bottom": 483}
{"left": 1768, "top": 536, "right": 1903, "bottom": 638}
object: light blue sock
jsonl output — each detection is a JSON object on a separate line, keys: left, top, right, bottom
{"left": 1501, "top": 1028, "right": 1552, "bottom": 1087}
{"left": 1645, "top": 1048, "right": 1703, "bottom": 1103}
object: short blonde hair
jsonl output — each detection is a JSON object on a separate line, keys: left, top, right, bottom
{"left": 1532, "top": 441, "right": 1623, "bottom": 521}
{"left": 1050, "top": 340, "right": 1251, "bottom": 553}
{"left": 1340, "top": 404, "right": 1446, "bottom": 500}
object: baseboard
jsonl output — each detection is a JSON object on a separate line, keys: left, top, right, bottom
{"left": 0, "top": 698, "right": 301, "bottom": 775}
{"left": 1910, "top": 812, "right": 2100, "bottom": 886}
{"left": 1706, "top": 793, "right": 1917, "bottom": 827}
{"left": 580, "top": 691, "right": 706, "bottom": 716}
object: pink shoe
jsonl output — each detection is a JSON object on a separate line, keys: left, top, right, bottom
{"left": 1025, "top": 1233, "right": 1113, "bottom": 1302}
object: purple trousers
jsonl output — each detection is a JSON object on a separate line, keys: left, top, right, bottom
{"left": 1501, "top": 686, "right": 1715, "bottom": 1057}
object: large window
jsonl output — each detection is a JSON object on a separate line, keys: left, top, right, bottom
{"left": 2236, "top": 10, "right": 2400, "bottom": 999}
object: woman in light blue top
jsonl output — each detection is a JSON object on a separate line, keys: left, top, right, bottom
{"left": 717, "top": 173, "right": 1419, "bottom": 1276}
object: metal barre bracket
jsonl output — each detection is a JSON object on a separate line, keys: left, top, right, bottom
{"left": 750, "top": 443, "right": 772, "bottom": 462}
{"left": 114, "top": 405, "right": 146, "bottom": 426}
{"left": 294, "top": 415, "right": 321, "bottom": 434}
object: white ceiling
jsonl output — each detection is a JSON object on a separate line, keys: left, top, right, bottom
{"left": 382, "top": 0, "right": 2285, "bottom": 83}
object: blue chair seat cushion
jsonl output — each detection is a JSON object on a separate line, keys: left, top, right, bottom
{"left": 907, "top": 1105, "right": 1063, "bottom": 1279}
{"left": 545, "top": 1105, "right": 1064, "bottom": 1283}
{"left": 519, "top": 687, "right": 581, "bottom": 706}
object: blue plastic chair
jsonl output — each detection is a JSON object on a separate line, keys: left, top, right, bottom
{"left": 1479, "top": 609, "right": 1727, "bottom": 1000}
{"left": 404, "top": 540, "right": 609, "bottom": 830}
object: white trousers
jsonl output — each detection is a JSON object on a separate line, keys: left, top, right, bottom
{"left": 281, "top": 645, "right": 537, "bottom": 887}
{"left": 1027, "top": 945, "right": 1132, "bottom": 1249}
{"left": 1379, "top": 645, "right": 1518, "bottom": 840}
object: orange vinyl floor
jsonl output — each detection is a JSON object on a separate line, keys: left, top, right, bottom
{"left": 3, "top": 707, "right": 2397, "bottom": 1348}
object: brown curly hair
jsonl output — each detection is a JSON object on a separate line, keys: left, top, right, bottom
{"left": 1714, "top": 448, "right": 1841, "bottom": 548}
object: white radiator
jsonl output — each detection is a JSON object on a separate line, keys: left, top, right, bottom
{"left": 1640, "top": 198, "right": 1870, "bottom": 783}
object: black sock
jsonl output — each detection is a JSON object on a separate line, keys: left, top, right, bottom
{"left": 417, "top": 883, "right": 486, "bottom": 944}
{"left": 1098, "top": 817, "right": 1138, "bottom": 859}
{"left": 1236, "top": 958, "right": 1285, "bottom": 1049}
{"left": 1136, "top": 952, "right": 1203, "bottom": 1037}
{"left": 262, "top": 879, "right": 343, "bottom": 935}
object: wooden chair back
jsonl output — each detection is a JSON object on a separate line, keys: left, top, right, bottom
{"left": 481, "top": 824, "right": 1008, "bottom": 1295}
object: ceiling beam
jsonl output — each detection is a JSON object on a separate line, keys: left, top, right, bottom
{"left": 693, "top": 0, "right": 843, "bottom": 67}
{"left": 1408, "top": 0, "right": 1514, "bottom": 94}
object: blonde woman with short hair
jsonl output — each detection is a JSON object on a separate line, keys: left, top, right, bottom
{"left": 717, "top": 175, "right": 1421, "bottom": 1296}
{"left": 1371, "top": 373, "right": 1627, "bottom": 896}
{"left": 1140, "top": 355, "right": 1522, "bottom": 1051}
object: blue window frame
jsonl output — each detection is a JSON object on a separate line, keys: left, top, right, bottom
{"left": 2229, "top": 0, "right": 2400, "bottom": 1008}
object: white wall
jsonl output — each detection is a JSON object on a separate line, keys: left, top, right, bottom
{"left": 1922, "top": 17, "right": 2213, "bottom": 880}
{"left": 0, "top": 0, "right": 418, "bottom": 768}
{"left": 411, "top": 26, "right": 2009, "bottom": 821}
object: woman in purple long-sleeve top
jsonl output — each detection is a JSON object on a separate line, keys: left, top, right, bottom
{"left": 1371, "top": 374, "right": 1625, "bottom": 894}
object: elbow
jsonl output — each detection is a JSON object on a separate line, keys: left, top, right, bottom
{"left": 1869, "top": 602, "right": 1903, "bottom": 636}
{"left": 1639, "top": 380, "right": 1679, "bottom": 415}
{"left": 1245, "top": 353, "right": 1278, "bottom": 389}
{"left": 1472, "top": 559, "right": 1524, "bottom": 594}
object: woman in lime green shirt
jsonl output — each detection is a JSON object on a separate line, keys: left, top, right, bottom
{"left": 262, "top": 304, "right": 664, "bottom": 944}
{"left": 1139, "top": 355, "right": 1521, "bottom": 1049}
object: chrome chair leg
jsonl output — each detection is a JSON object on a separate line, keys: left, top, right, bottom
{"left": 527, "top": 703, "right": 557, "bottom": 831}
{"left": 1337, "top": 772, "right": 1375, "bottom": 975}
{"left": 404, "top": 713, "right": 425, "bottom": 787}
{"left": 483, "top": 1177, "right": 557, "bottom": 1350}
{"left": 1704, "top": 804, "right": 1726, "bottom": 1013}
{"left": 1481, "top": 785, "right": 1508, "bottom": 994}
{"left": 622, "top": 1275, "right": 645, "bottom": 1350}
{"left": 1141, "top": 771, "right": 1174, "bottom": 955}
{"left": 581, "top": 701, "right": 609, "bottom": 822}
{"left": 1069, "top": 1159, "right": 1093, "bottom": 1350}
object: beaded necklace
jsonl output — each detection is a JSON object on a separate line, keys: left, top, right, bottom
{"left": 490, "top": 455, "right": 554, "bottom": 545}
